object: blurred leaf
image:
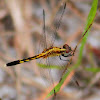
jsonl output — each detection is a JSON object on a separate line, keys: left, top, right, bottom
{"left": 78, "top": 0, "right": 98, "bottom": 64}
{"left": 46, "top": 0, "right": 98, "bottom": 98}
{"left": 85, "top": 67, "right": 100, "bottom": 73}
{"left": 37, "top": 63, "right": 64, "bottom": 69}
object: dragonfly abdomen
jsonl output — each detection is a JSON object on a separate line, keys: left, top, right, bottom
{"left": 6, "top": 47, "right": 66, "bottom": 66}
{"left": 6, "top": 54, "right": 44, "bottom": 66}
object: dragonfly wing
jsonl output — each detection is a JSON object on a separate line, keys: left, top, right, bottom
{"left": 42, "top": 9, "right": 47, "bottom": 49}
{"left": 37, "top": 55, "right": 79, "bottom": 99}
{"left": 47, "top": 3, "right": 66, "bottom": 47}
{"left": 37, "top": 9, "right": 48, "bottom": 55}
{"left": 45, "top": 56, "right": 80, "bottom": 96}
{"left": 37, "top": 56, "right": 68, "bottom": 97}
{"left": 37, "top": 3, "right": 66, "bottom": 54}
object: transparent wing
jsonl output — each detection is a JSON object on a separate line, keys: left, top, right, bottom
{"left": 47, "top": 3, "right": 66, "bottom": 47}
{"left": 36, "top": 56, "right": 67, "bottom": 99}
{"left": 42, "top": 9, "right": 47, "bottom": 49}
{"left": 36, "top": 54, "right": 79, "bottom": 100}
{"left": 37, "top": 3, "right": 66, "bottom": 55}
{"left": 36, "top": 9, "right": 47, "bottom": 55}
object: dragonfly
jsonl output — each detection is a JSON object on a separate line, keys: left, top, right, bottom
{"left": 6, "top": 3, "right": 72, "bottom": 67}
{"left": 5, "top": 2, "right": 94, "bottom": 99}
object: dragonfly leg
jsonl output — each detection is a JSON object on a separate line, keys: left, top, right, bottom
{"left": 62, "top": 53, "right": 73, "bottom": 57}
{"left": 59, "top": 56, "right": 70, "bottom": 61}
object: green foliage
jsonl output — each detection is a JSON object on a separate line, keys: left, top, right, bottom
{"left": 78, "top": 0, "right": 98, "bottom": 64}
{"left": 37, "top": 63, "right": 64, "bottom": 69}
{"left": 85, "top": 67, "right": 100, "bottom": 73}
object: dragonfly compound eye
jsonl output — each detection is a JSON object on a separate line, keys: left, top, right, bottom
{"left": 63, "top": 44, "right": 68, "bottom": 49}
{"left": 63, "top": 44, "right": 71, "bottom": 53}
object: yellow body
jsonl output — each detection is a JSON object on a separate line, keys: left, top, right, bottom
{"left": 6, "top": 47, "right": 67, "bottom": 66}
{"left": 19, "top": 47, "right": 66, "bottom": 64}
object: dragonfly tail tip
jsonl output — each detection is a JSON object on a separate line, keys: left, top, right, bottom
{"left": 4, "top": 64, "right": 7, "bottom": 67}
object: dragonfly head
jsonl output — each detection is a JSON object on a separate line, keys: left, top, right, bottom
{"left": 63, "top": 44, "right": 72, "bottom": 53}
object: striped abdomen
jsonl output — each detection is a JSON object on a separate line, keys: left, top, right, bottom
{"left": 6, "top": 54, "right": 44, "bottom": 66}
{"left": 6, "top": 47, "right": 66, "bottom": 67}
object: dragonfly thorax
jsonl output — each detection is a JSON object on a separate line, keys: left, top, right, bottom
{"left": 41, "top": 47, "right": 66, "bottom": 58}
